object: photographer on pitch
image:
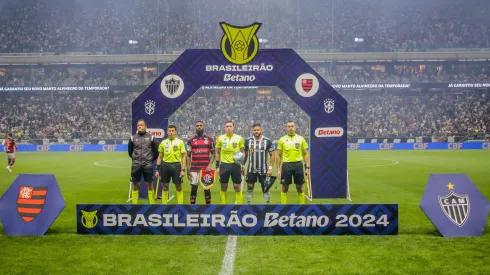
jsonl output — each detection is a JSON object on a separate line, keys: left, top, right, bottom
{"left": 128, "top": 119, "right": 159, "bottom": 204}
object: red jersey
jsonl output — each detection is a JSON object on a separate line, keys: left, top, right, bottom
{"left": 2, "top": 138, "right": 16, "bottom": 153}
{"left": 187, "top": 134, "right": 214, "bottom": 172}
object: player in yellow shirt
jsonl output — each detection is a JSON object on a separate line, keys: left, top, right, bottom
{"left": 215, "top": 120, "right": 245, "bottom": 204}
{"left": 155, "top": 125, "right": 187, "bottom": 204}
{"left": 276, "top": 121, "right": 310, "bottom": 204}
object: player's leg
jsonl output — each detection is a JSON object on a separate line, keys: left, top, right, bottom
{"left": 161, "top": 163, "right": 172, "bottom": 204}
{"left": 232, "top": 164, "right": 243, "bottom": 204}
{"left": 190, "top": 172, "right": 199, "bottom": 204}
{"left": 143, "top": 167, "right": 155, "bottom": 204}
{"left": 220, "top": 164, "right": 231, "bottom": 204}
{"left": 6, "top": 153, "right": 13, "bottom": 172}
{"left": 293, "top": 163, "right": 305, "bottom": 204}
{"left": 246, "top": 173, "right": 258, "bottom": 204}
{"left": 280, "top": 164, "right": 293, "bottom": 204}
{"left": 173, "top": 163, "right": 184, "bottom": 204}
{"left": 258, "top": 175, "right": 271, "bottom": 204}
{"left": 130, "top": 166, "right": 143, "bottom": 204}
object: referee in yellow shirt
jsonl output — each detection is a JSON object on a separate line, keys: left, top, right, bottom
{"left": 276, "top": 121, "right": 310, "bottom": 204}
{"left": 155, "top": 125, "right": 186, "bottom": 204}
{"left": 216, "top": 120, "right": 245, "bottom": 204}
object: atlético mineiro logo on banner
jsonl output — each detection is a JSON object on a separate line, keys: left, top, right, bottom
{"left": 438, "top": 191, "right": 470, "bottom": 227}
{"left": 295, "top": 73, "right": 319, "bottom": 97}
{"left": 161, "top": 74, "right": 184, "bottom": 98}
{"left": 16, "top": 186, "right": 48, "bottom": 223}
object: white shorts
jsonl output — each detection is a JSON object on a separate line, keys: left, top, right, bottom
{"left": 6, "top": 153, "right": 15, "bottom": 159}
{"left": 190, "top": 172, "right": 199, "bottom": 186}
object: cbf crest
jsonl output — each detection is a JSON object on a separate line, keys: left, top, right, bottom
{"left": 438, "top": 191, "right": 470, "bottom": 227}
{"left": 324, "top": 98, "right": 335, "bottom": 114}
{"left": 220, "top": 22, "right": 262, "bottom": 65}
{"left": 145, "top": 100, "right": 155, "bottom": 115}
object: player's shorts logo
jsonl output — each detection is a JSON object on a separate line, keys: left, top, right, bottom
{"left": 16, "top": 186, "right": 48, "bottom": 223}
{"left": 81, "top": 210, "right": 99, "bottom": 229}
{"left": 145, "top": 100, "right": 155, "bottom": 115}
{"left": 220, "top": 22, "right": 262, "bottom": 65}
{"left": 295, "top": 73, "right": 319, "bottom": 97}
{"left": 438, "top": 191, "right": 470, "bottom": 227}
{"left": 324, "top": 98, "right": 335, "bottom": 114}
{"left": 161, "top": 74, "right": 184, "bottom": 98}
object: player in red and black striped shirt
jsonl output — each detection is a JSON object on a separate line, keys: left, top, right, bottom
{"left": 2, "top": 133, "right": 19, "bottom": 173}
{"left": 186, "top": 121, "right": 215, "bottom": 204}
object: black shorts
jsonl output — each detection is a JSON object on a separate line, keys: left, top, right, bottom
{"left": 280, "top": 162, "right": 304, "bottom": 185}
{"left": 220, "top": 163, "right": 242, "bottom": 184}
{"left": 131, "top": 165, "right": 153, "bottom": 183}
{"left": 161, "top": 162, "right": 182, "bottom": 184}
{"left": 246, "top": 172, "right": 265, "bottom": 184}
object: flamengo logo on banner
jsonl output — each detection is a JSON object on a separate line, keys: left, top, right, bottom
{"left": 315, "top": 127, "right": 344, "bottom": 137}
{"left": 146, "top": 128, "right": 165, "bottom": 138}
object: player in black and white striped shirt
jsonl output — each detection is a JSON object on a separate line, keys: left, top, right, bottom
{"left": 244, "top": 124, "right": 275, "bottom": 204}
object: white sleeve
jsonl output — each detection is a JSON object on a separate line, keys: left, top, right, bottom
{"left": 1, "top": 140, "right": 4, "bottom": 146}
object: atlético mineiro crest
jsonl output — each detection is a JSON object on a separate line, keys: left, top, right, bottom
{"left": 161, "top": 74, "right": 185, "bottom": 98}
{"left": 145, "top": 100, "right": 155, "bottom": 115}
{"left": 438, "top": 191, "right": 470, "bottom": 227}
{"left": 165, "top": 78, "right": 180, "bottom": 95}
{"left": 324, "top": 98, "right": 335, "bottom": 114}
{"left": 17, "top": 186, "right": 48, "bottom": 223}
{"left": 302, "top": 79, "right": 313, "bottom": 93}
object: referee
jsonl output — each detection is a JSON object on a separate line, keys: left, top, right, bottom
{"left": 155, "top": 125, "right": 186, "bottom": 204}
{"left": 243, "top": 123, "right": 275, "bottom": 204}
{"left": 276, "top": 121, "right": 310, "bottom": 204}
{"left": 215, "top": 120, "right": 245, "bottom": 204}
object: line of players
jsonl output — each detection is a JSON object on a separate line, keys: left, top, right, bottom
{"left": 128, "top": 119, "right": 310, "bottom": 205}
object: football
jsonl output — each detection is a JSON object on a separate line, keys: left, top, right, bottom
{"left": 233, "top": 152, "right": 244, "bottom": 164}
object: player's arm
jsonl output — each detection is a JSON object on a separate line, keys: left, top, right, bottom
{"left": 276, "top": 139, "right": 283, "bottom": 177}
{"left": 207, "top": 139, "right": 216, "bottom": 171}
{"left": 186, "top": 140, "right": 192, "bottom": 176}
{"left": 215, "top": 137, "right": 222, "bottom": 172}
{"left": 155, "top": 142, "right": 164, "bottom": 177}
{"left": 151, "top": 137, "right": 159, "bottom": 162}
{"left": 302, "top": 138, "right": 310, "bottom": 177}
{"left": 243, "top": 138, "right": 249, "bottom": 167}
{"left": 180, "top": 142, "right": 186, "bottom": 176}
{"left": 240, "top": 138, "right": 245, "bottom": 174}
{"left": 268, "top": 141, "right": 275, "bottom": 176}
{"left": 128, "top": 137, "right": 134, "bottom": 158}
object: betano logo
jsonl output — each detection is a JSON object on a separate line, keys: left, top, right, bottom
{"left": 315, "top": 127, "right": 344, "bottom": 137}
{"left": 81, "top": 210, "right": 99, "bottom": 229}
{"left": 220, "top": 22, "right": 262, "bottom": 65}
{"left": 146, "top": 128, "right": 165, "bottom": 138}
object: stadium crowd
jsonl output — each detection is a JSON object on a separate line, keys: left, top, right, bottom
{"left": 0, "top": 0, "right": 489, "bottom": 53}
{"left": 1, "top": 63, "right": 488, "bottom": 87}
{"left": 0, "top": 89, "right": 488, "bottom": 140}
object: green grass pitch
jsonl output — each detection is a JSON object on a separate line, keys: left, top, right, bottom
{"left": 0, "top": 151, "right": 489, "bottom": 275}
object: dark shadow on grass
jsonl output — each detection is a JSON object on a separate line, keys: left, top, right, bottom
{"left": 401, "top": 229, "right": 442, "bottom": 237}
